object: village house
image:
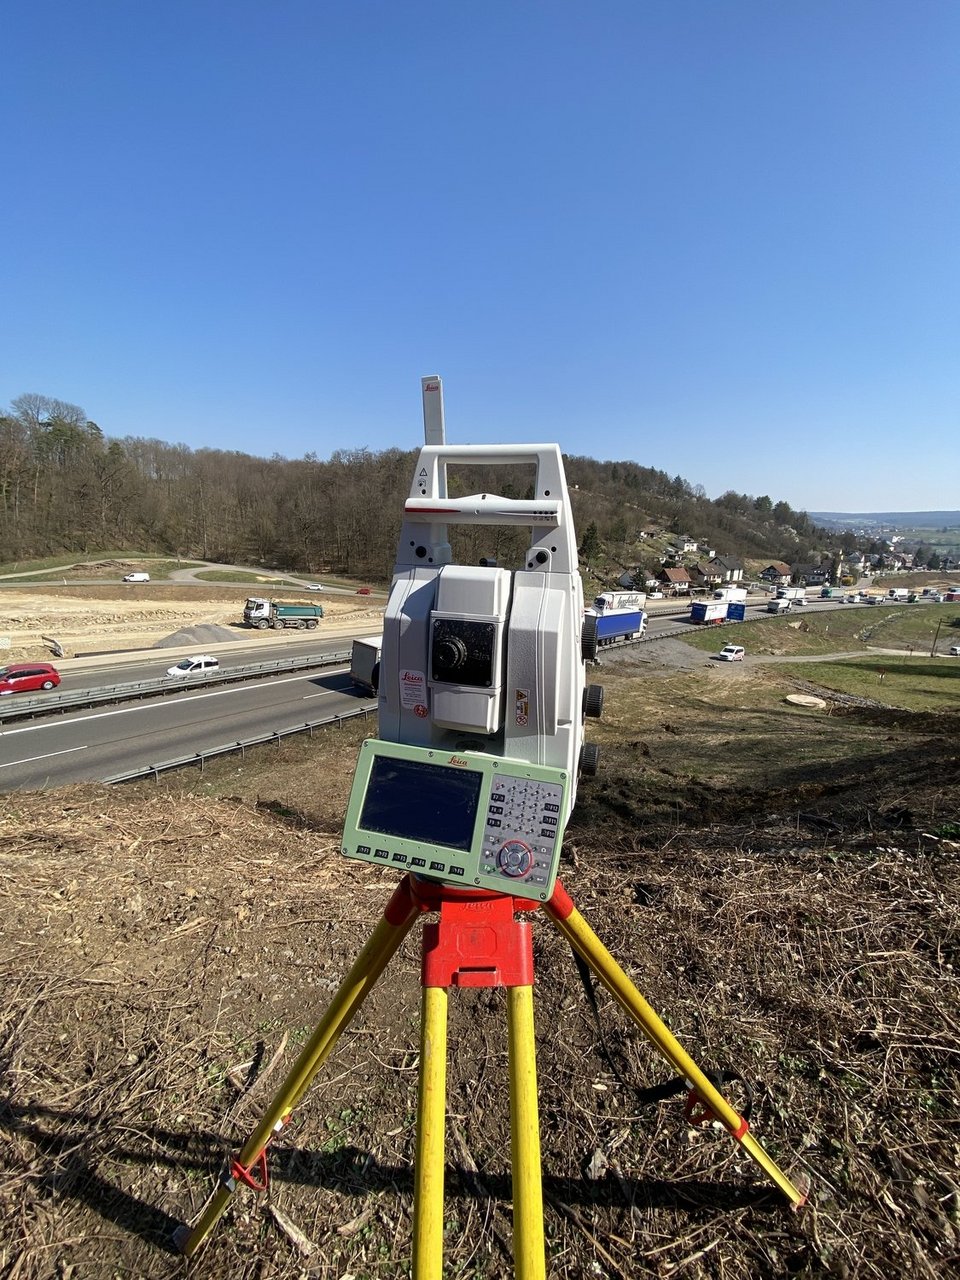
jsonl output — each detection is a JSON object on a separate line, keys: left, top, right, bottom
{"left": 687, "top": 561, "right": 724, "bottom": 590}
{"left": 657, "top": 566, "right": 692, "bottom": 595}
{"left": 792, "top": 563, "right": 830, "bottom": 586}
{"left": 758, "top": 561, "right": 792, "bottom": 587}
{"left": 709, "top": 555, "right": 744, "bottom": 583}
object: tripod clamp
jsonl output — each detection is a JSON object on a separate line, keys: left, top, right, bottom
{"left": 227, "top": 1148, "right": 271, "bottom": 1193}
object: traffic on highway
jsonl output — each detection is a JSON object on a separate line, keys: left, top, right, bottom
{"left": 0, "top": 587, "right": 918, "bottom": 792}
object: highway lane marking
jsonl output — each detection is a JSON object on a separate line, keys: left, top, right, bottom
{"left": 0, "top": 745, "right": 88, "bottom": 769}
{"left": 0, "top": 672, "right": 351, "bottom": 738}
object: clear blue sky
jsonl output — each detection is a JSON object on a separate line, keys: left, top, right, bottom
{"left": 2, "top": 2, "right": 956, "bottom": 513}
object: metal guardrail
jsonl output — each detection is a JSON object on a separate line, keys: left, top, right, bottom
{"left": 104, "top": 702, "right": 377, "bottom": 783}
{"left": 0, "top": 648, "right": 354, "bottom": 723}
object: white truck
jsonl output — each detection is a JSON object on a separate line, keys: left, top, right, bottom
{"left": 594, "top": 590, "right": 647, "bottom": 612}
{"left": 886, "top": 588, "right": 909, "bottom": 602}
{"left": 350, "top": 635, "right": 382, "bottom": 695}
{"left": 767, "top": 598, "right": 793, "bottom": 614}
{"left": 713, "top": 586, "right": 747, "bottom": 603}
{"left": 775, "top": 586, "right": 806, "bottom": 602}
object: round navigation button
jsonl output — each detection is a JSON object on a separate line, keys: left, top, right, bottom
{"left": 497, "top": 840, "right": 533, "bottom": 877}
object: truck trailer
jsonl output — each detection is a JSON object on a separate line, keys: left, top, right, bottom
{"left": 350, "top": 636, "right": 382, "bottom": 694}
{"left": 594, "top": 590, "right": 647, "bottom": 612}
{"left": 775, "top": 586, "right": 806, "bottom": 601}
{"left": 691, "top": 601, "right": 728, "bottom": 625}
{"left": 243, "top": 597, "right": 324, "bottom": 630}
{"left": 713, "top": 586, "right": 747, "bottom": 603}
{"left": 767, "top": 598, "right": 793, "bottom": 614}
{"left": 584, "top": 604, "right": 647, "bottom": 647}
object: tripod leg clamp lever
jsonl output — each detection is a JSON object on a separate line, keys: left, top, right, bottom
{"left": 684, "top": 1092, "right": 750, "bottom": 1141}
{"left": 228, "top": 1150, "right": 270, "bottom": 1192}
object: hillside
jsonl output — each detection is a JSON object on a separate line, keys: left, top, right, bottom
{"left": 1, "top": 649, "right": 958, "bottom": 1278}
{"left": 2, "top": 395, "right": 843, "bottom": 575}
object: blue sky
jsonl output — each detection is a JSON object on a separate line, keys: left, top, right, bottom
{"left": 2, "top": 2, "right": 956, "bottom": 513}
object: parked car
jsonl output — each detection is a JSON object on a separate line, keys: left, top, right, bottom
{"left": 166, "top": 655, "right": 220, "bottom": 678}
{"left": 949, "top": 646, "right": 960, "bottom": 657}
{"left": 123, "top": 572, "right": 151, "bottom": 582}
{"left": 0, "top": 662, "right": 61, "bottom": 695}
{"left": 307, "top": 583, "right": 325, "bottom": 591}
{"left": 717, "top": 645, "right": 745, "bottom": 662}
{"left": 647, "top": 591, "right": 664, "bottom": 599}
{"left": 356, "top": 587, "right": 372, "bottom": 595}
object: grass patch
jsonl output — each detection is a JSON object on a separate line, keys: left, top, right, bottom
{"left": 775, "top": 655, "right": 960, "bottom": 711}
{"left": 0, "top": 551, "right": 142, "bottom": 575}
{"left": 680, "top": 604, "right": 960, "bottom": 658}
{"left": 4, "top": 558, "right": 206, "bottom": 583}
{"left": 191, "top": 570, "right": 299, "bottom": 585}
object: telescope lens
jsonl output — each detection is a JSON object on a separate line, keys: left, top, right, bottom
{"left": 431, "top": 619, "right": 497, "bottom": 688}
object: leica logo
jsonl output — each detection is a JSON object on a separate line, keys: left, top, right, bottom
{"left": 448, "top": 755, "right": 469, "bottom": 766}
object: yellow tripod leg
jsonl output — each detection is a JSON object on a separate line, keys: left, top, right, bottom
{"left": 508, "top": 985, "right": 547, "bottom": 1280}
{"left": 177, "top": 878, "right": 421, "bottom": 1258}
{"left": 413, "top": 985, "right": 448, "bottom": 1280}
{"left": 545, "top": 884, "right": 806, "bottom": 1208}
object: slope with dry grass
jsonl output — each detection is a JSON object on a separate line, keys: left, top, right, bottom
{"left": 0, "top": 663, "right": 958, "bottom": 1278}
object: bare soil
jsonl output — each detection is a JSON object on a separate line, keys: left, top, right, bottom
{"left": 0, "top": 585, "right": 380, "bottom": 664}
{"left": 1, "top": 636, "right": 959, "bottom": 1278}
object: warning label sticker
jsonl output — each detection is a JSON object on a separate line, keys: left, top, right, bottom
{"left": 515, "top": 688, "right": 529, "bottom": 727}
{"left": 400, "top": 669, "right": 427, "bottom": 710}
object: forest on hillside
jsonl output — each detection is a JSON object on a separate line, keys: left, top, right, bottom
{"left": 0, "top": 393, "right": 845, "bottom": 576}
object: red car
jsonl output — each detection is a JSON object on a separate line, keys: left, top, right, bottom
{"left": 0, "top": 662, "right": 61, "bottom": 695}
{"left": 356, "top": 587, "right": 372, "bottom": 595}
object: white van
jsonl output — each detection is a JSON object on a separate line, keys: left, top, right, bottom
{"left": 123, "top": 572, "right": 151, "bottom": 582}
{"left": 717, "top": 645, "right": 745, "bottom": 662}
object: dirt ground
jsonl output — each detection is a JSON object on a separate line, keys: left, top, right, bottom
{"left": 0, "top": 577, "right": 957, "bottom": 1279}
{"left": 0, "top": 583, "right": 381, "bottom": 664}
{"left": 1, "top": 636, "right": 958, "bottom": 1279}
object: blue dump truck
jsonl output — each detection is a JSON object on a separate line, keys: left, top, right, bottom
{"left": 585, "top": 591, "right": 647, "bottom": 647}
{"left": 243, "top": 597, "right": 324, "bottom": 630}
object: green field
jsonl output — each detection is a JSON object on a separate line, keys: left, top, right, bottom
{"left": 191, "top": 569, "right": 300, "bottom": 585}
{"left": 0, "top": 554, "right": 204, "bottom": 581}
{"left": 773, "top": 654, "right": 960, "bottom": 711}
{"left": 680, "top": 602, "right": 960, "bottom": 658}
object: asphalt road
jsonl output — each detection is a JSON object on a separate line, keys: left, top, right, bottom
{"left": 0, "top": 662, "right": 368, "bottom": 791}
{"left": 54, "top": 634, "right": 356, "bottom": 693}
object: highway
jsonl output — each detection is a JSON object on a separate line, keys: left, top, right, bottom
{"left": 0, "top": 661, "right": 368, "bottom": 791}
{"left": 0, "top": 593, "right": 870, "bottom": 791}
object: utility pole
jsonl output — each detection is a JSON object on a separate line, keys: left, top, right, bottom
{"left": 930, "top": 618, "right": 943, "bottom": 657}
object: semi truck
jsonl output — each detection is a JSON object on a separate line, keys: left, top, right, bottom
{"left": 691, "top": 601, "right": 728, "bottom": 625}
{"left": 350, "top": 635, "right": 382, "bottom": 694}
{"left": 594, "top": 590, "right": 647, "bottom": 612}
{"left": 713, "top": 586, "right": 747, "bottom": 603}
{"left": 243, "top": 598, "right": 324, "bottom": 630}
{"left": 584, "top": 601, "right": 647, "bottom": 647}
{"left": 775, "top": 586, "right": 806, "bottom": 601}
{"left": 886, "top": 588, "right": 909, "bottom": 602}
{"left": 767, "top": 598, "right": 793, "bottom": 614}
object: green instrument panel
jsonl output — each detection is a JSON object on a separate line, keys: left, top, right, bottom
{"left": 341, "top": 739, "right": 569, "bottom": 902}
